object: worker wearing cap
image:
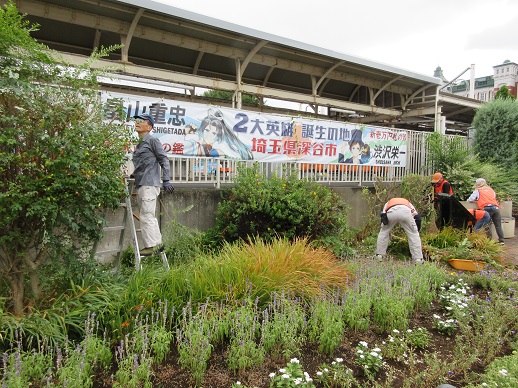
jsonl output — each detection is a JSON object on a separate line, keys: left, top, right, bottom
{"left": 376, "top": 197, "right": 424, "bottom": 264}
{"left": 467, "top": 178, "right": 504, "bottom": 244}
{"left": 431, "top": 172, "right": 453, "bottom": 201}
{"left": 132, "top": 113, "right": 174, "bottom": 256}
{"left": 431, "top": 172, "right": 453, "bottom": 229}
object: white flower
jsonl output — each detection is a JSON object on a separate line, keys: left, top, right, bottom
{"left": 236, "top": 382, "right": 241, "bottom": 386}
{"left": 373, "top": 347, "right": 381, "bottom": 352}
{"left": 316, "top": 371, "right": 323, "bottom": 376}
{"left": 370, "top": 351, "right": 379, "bottom": 357}
{"left": 407, "top": 329, "right": 412, "bottom": 332}
{"left": 393, "top": 329, "right": 400, "bottom": 333}
{"left": 290, "top": 358, "right": 300, "bottom": 364}
{"left": 336, "top": 357, "right": 343, "bottom": 363}
{"left": 499, "top": 369, "right": 508, "bottom": 376}
{"left": 282, "top": 374, "right": 290, "bottom": 379}
{"left": 279, "top": 368, "right": 286, "bottom": 373}
{"left": 360, "top": 341, "right": 368, "bottom": 347}
{"left": 324, "top": 368, "right": 329, "bottom": 372}
{"left": 269, "top": 372, "right": 275, "bottom": 378}
{"left": 360, "top": 354, "right": 365, "bottom": 359}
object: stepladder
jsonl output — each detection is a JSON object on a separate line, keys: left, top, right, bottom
{"left": 92, "top": 178, "right": 170, "bottom": 271}
{"left": 124, "top": 178, "right": 170, "bottom": 271}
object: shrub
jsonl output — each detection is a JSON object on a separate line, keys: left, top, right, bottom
{"left": 206, "top": 164, "right": 348, "bottom": 249}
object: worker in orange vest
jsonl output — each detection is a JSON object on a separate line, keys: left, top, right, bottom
{"left": 431, "top": 172, "right": 454, "bottom": 229}
{"left": 467, "top": 178, "right": 505, "bottom": 244}
{"left": 431, "top": 172, "right": 453, "bottom": 200}
{"left": 376, "top": 198, "right": 424, "bottom": 264}
{"left": 466, "top": 209, "right": 490, "bottom": 232}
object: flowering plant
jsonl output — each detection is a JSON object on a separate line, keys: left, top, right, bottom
{"left": 355, "top": 341, "right": 383, "bottom": 378}
{"left": 433, "top": 313, "right": 457, "bottom": 336}
{"left": 315, "top": 357, "right": 358, "bottom": 387}
{"left": 269, "top": 358, "right": 315, "bottom": 387}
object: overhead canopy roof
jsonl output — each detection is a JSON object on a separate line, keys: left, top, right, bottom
{"left": 9, "top": 0, "right": 480, "bottom": 132}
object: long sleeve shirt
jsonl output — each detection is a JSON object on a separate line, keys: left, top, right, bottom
{"left": 132, "top": 133, "right": 171, "bottom": 187}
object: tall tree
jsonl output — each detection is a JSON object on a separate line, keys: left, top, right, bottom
{"left": 471, "top": 98, "right": 518, "bottom": 169}
{"left": 494, "top": 85, "right": 516, "bottom": 100}
{"left": 0, "top": 2, "right": 132, "bottom": 315}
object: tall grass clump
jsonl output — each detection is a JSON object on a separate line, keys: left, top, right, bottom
{"left": 1, "top": 275, "right": 119, "bottom": 350}
{"left": 204, "top": 163, "right": 349, "bottom": 254}
{"left": 173, "top": 237, "right": 351, "bottom": 307}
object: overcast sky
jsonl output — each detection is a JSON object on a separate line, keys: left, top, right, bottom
{"left": 152, "top": 0, "right": 518, "bottom": 82}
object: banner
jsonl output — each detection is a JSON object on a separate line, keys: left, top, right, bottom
{"left": 102, "top": 91, "right": 407, "bottom": 167}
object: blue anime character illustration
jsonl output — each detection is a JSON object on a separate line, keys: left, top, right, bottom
{"left": 184, "top": 108, "right": 253, "bottom": 160}
{"left": 338, "top": 129, "right": 371, "bottom": 164}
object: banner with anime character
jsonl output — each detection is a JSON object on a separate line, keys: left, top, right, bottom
{"left": 102, "top": 91, "right": 408, "bottom": 167}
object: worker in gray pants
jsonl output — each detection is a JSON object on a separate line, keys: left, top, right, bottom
{"left": 376, "top": 197, "right": 424, "bottom": 264}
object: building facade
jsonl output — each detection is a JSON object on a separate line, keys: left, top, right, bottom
{"left": 435, "top": 60, "right": 518, "bottom": 102}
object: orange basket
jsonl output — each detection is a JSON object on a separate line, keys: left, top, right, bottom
{"left": 448, "top": 259, "right": 486, "bottom": 272}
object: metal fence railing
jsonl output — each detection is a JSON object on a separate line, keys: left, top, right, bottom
{"left": 152, "top": 130, "right": 467, "bottom": 187}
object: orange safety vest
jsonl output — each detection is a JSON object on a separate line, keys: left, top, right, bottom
{"left": 476, "top": 188, "right": 499, "bottom": 209}
{"left": 434, "top": 180, "right": 453, "bottom": 197}
{"left": 384, "top": 198, "right": 416, "bottom": 214}
{"left": 467, "top": 209, "right": 487, "bottom": 221}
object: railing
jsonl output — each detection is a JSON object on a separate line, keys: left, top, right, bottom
{"left": 167, "top": 157, "right": 406, "bottom": 187}
{"left": 136, "top": 130, "right": 467, "bottom": 187}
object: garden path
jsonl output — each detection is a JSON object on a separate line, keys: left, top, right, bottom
{"left": 500, "top": 223, "right": 518, "bottom": 267}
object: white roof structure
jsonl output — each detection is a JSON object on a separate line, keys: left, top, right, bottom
{"left": 9, "top": 0, "right": 480, "bottom": 132}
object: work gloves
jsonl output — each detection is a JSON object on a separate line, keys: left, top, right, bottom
{"left": 163, "top": 180, "right": 175, "bottom": 194}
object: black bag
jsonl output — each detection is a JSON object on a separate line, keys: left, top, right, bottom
{"left": 380, "top": 212, "right": 389, "bottom": 225}
{"left": 414, "top": 214, "right": 422, "bottom": 231}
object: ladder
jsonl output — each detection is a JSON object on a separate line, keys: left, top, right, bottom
{"left": 93, "top": 178, "right": 170, "bottom": 271}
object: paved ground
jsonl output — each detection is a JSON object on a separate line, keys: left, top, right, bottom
{"left": 499, "top": 224, "right": 518, "bottom": 267}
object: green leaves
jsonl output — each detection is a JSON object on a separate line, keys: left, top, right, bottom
{"left": 472, "top": 98, "right": 518, "bottom": 168}
{"left": 208, "top": 163, "right": 349, "bottom": 249}
{"left": 0, "top": 1, "right": 132, "bottom": 315}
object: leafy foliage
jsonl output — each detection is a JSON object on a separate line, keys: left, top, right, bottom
{"left": 0, "top": 2, "right": 132, "bottom": 315}
{"left": 494, "top": 85, "right": 516, "bottom": 100}
{"left": 206, "top": 164, "right": 349, "bottom": 250}
{"left": 421, "top": 226, "right": 503, "bottom": 264}
{"left": 424, "top": 131, "right": 517, "bottom": 201}
{"left": 472, "top": 98, "right": 518, "bottom": 168}
{"left": 203, "top": 89, "right": 260, "bottom": 106}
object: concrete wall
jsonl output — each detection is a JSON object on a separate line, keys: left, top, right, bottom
{"left": 94, "top": 186, "right": 372, "bottom": 263}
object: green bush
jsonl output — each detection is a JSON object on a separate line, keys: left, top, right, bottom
{"left": 206, "top": 164, "right": 349, "bottom": 249}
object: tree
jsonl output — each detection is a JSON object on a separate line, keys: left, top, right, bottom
{"left": 0, "top": 2, "right": 132, "bottom": 315}
{"left": 494, "top": 85, "right": 516, "bottom": 100}
{"left": 203, "top": 89, "right": 260, "bottom": 106}
{"left": 471, "top": 98, "right": 518, "bottom": 169}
